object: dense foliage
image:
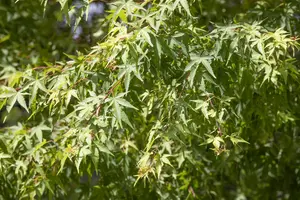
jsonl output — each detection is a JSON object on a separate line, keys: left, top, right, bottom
{"left": 1, "top": 0, "right": 300, "bottom": 199}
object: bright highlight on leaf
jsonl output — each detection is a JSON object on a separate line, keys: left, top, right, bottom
{"left": 1, "top": 0, "right": 300, "bottom": 199}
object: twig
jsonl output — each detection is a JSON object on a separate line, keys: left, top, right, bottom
{"left": 206, "top": 94, "right": 223, "bottom": 136}
{"left": 32, "top": 66, "right": 49, "bottom": 70}
{"left": 71, "top": 78, "right": 88, "bottom": 89}
{"left": 188, "top": 186, "right": 196, "bottom": 198}
{"left": 178, "top": 72, "right": 190, "bottom": 98}
{"left": 87, "top": 77, "right": 123, "bottom": 123}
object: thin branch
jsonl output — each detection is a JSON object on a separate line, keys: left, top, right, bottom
{"left": 32, "top": 66, "right": 49, "bottom": 70}
{"left": 206, "top": 94, "right": 223, "bottom": 136}
{"left": 178, "top": 72, "right": 190, "bottom": 98}
{"left": 87, "top": 77, "right": 123, "bottom": 123}
{"left": 71, "top": 78, "right": 88, "bottom": 89}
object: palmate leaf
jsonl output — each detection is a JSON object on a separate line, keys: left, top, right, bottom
{"left": 158, "top": 37, "right": 176, "bottom": 59}
{"left": 160, "top": 154, "right": 173, "bottom": 167}
{"left": 2, "top": 0, "right": 300, "bottom": 198}
{"left": 6, "top": 93, "right": 17, "bottom": 113}
{"left": 185, "top": 56, "right": 215, "bottom": 87}
{"left": 0, "top": 88, "right": 16, "bottom": 99}
{"left": 115, "top": 97, "right": 137, "bottom": 110}
{"left": 76, "top": 145, "right": 92, "bottom": 172}
{"left": 201, "top": 58, "right": 216, "bottom": 79}
{"left": 16, "top": 92, "right": 29, "bottom": 113}
{"left": 140, "top": 28, "right": 153, "bottom": 47}
{"left": 113, "top": 100, "right": 122, "bottom": 127}
{"left": 178, "top": 0, "right": 191, "bottom": 16}
{"left": 65, "top": 89, "right": 79, "bottom": 106}
{"left": 184, "top": 60, "right": 199, "bottom": 72}
{"left": 112, "top": 97, "right": 137, "bottom": 128}
{"left": 57, "top": 154, "right": 68, "bottom": 175}
{"left": 188, "top": 65, "right": 198, "bottom": 87}
{"left": 121, "top": 111, "right": 133, "bottom": 128}
{"left": 124, "top": 71, "right": 131, "bottom": 93}
{"left": 226, "top": 135, "right": 250, "bottom": 145}
{"left": 31, "top": 124, "right": 51, "bottom": 142}
{"left": 57, "top": 0, "right": 68, "bottom": 9}
{"left": 29, "top": 79, "right": 48, "bottom": 107}
{"left": 94, "top": 141, "right": 113, "bottom": 155}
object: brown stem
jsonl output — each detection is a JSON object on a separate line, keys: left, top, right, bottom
{"left": 178, "top": 72, "right": 190, "bottom": 98}
{"left": 87, "top": 77, "right": 123, "bottom": 123}
{"left": 206, "top": 95, "right": 223, "bottom": 136}
{"left": 32, "top": 66, "right": 49, "bottom": 70}
{"left": 71, "top": 78, "right": 88, "bottom": 89}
